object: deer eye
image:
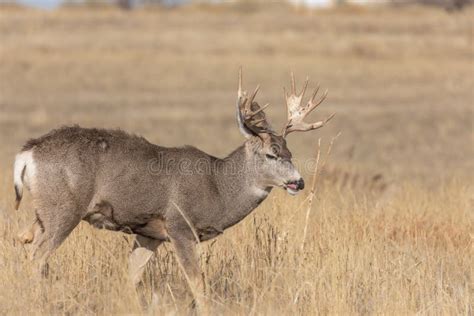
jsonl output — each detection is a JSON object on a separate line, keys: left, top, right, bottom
{"left": 266, "top": 154, "right": 278, "bottom": 160}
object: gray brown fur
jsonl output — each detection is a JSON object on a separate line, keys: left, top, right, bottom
{"left": 15, "top": 125, "right": 302, "bottom": 302}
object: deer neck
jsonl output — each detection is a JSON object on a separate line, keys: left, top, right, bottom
{"left": 215, "top": 143, "right": 271, "bottom": 229}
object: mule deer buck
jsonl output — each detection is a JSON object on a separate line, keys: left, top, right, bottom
{"left": 14, "top": 70, "right": 333, "bottom": 306}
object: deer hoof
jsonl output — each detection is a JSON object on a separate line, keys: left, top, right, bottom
{"left": 17, "top": 229, "right": 34, "bottom": 244}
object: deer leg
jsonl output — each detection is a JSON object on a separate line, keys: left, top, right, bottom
{"left": 128, "top": 235, "right": 162, "bottom": 286}
{"left": 18, "top": 216, "right": 42, "bottom": 244}
{"left": 170, "top": 236, "right": 206, "bottom": 310}
{"left": 30, "top": 204, "right": 82, "bottom": 277}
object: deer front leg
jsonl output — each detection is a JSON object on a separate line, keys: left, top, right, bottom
{"left": 129, "top": 235, "right": 163, "bottom": 309}
{"left": 129, "top": 235, "right": 163, "bottom": 286}
{"left": 170, "top": 235, "right": 207, "bottom": 310}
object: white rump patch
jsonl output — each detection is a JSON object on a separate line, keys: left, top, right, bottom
{"left": 14, "top": 150, "right": 37, "bottom": 194}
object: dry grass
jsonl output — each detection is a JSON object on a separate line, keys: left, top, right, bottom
{"left": 0, "top": 4, "right": 472, "bottom": 315}
{"left": 1, "top": 174, "right": 472, "bottom": 314}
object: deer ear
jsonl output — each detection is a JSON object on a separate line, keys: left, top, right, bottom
{"left": 236, "top": 106, "right": 256, "bottom": 139}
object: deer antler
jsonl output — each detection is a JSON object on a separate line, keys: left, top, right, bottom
{"left": 282, "top": 73, "right": 335, "bottom": 137}
{"left": 237, "top": 68, "right": 273, "bottom": 138}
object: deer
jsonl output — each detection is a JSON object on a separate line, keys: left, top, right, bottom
{"left": 13, "top": 70, "right": 333, "bottom": 307}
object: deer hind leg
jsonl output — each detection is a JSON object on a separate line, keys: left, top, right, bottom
{"left": 129, "top": 235, "right": 163, "bottom": 286}
{"left": 18, "top": 214, "right": 43, "bottom": 244}
{"left": 29, "top": 201, "right": 82, "bottom": 277}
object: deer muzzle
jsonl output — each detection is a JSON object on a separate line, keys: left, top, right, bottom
{"left": 285, "top": 178, "right": 305, "bottom": 195}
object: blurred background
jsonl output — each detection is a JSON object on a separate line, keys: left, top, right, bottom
{"left": 1, "top": 0, "right": 472, "bottom": 184}
{"left": 7, "top": 0, "right": 474, "bottom": 10}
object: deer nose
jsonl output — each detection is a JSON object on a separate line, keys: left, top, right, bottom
{"left": 296, "top": 178, "right": 305, "bottom": 190}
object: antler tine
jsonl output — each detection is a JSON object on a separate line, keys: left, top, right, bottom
{"left": 283, "top": 73, "right": 304, "bottom": 117}
{"left": 247, "top": 103, "right": 269, "bottom": 118}
{"left": 300, "top": 77, "right": 309, "bottom": 98}
{"left": 242, "top": 84, "right": 260, "bottom": 114}
{"left": 282, "top": 73, "right": 334, "bottom": 137}
{"left": 248, "top": 85, "right": 260, "bottom": 105}
{"left": 325, "top": 112, "right": 336, "bottom": 124}
{"left": 307, "top": 115, "right": 332, "bottom": 131}
{"left": 310, "top": 83, "right": 321, "bottom": 102}
{"left": 308, "top": 88, "right": 328, "bottom": 113}
{"left": 252, "top": 118, "right": 266, "bottom": 125}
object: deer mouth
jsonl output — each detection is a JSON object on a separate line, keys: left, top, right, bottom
{"left": 284, "top": 181, "right": 300, "bottom": 195}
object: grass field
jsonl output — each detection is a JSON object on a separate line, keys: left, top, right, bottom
{"left": 0, "top": 3, "right": 472, "bottom": 315}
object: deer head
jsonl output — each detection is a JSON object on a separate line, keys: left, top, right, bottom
{"left": 236, "top": 69, "right": 334, "bottom": 195}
